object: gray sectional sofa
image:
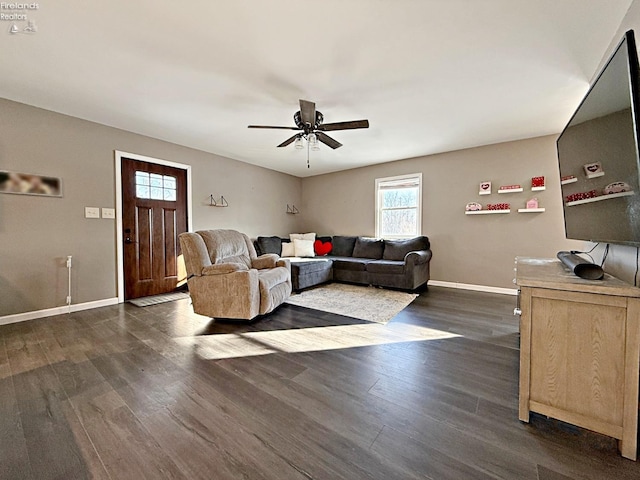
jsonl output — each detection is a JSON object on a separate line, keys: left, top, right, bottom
{"left": 255, "top": 235, "right": 432, "bottom": 292}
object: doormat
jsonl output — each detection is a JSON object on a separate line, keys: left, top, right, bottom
{"left": 285, "top": 283, "right": 418, "bottom": 324}
{"left": 129, "top": 291, "right": 190, "bottom": 307}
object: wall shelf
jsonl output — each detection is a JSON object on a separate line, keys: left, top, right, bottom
{"left": 566, "top": 190, "right": 634, "bottom": 207}
{"left": 586, "top": 171, "right": 605, "bottom": 179}
{"left": 518, "top": 208, "right": 545, "bottom": 213}
{"left": 465, "top": 209, "right": 510, "bottom": 215}
{"left": 498, "top": 188, "right": 523, "bottom": 194}
{"left": 209, "top": 195, "right": 229, "bottom": 207}
{"left": 531, "top": 186, "right": 546, "bottom": 192}
{"left": 561, "top": 177, "right": 578, "bottom": 185}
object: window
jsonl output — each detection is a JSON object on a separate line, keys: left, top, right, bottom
{"left": 375, "top": 173, "right": 422, "bottom": 238}
{"left": 135, "top": 171, "right": 177, "bottom": 201}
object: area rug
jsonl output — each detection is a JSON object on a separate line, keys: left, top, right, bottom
{"left": 129, "top": 291, "right": 190, "bottom": 307}
{"left": 284, "top": 283, "right": 418, "bottom": 324}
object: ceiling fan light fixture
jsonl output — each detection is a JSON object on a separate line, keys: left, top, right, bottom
{"left": 308, "top": 133, "right": 320, "bottom": 151}
{"left": 294, "top": 136, "right": 303, "bottom": 149}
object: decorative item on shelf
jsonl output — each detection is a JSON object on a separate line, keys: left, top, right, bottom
{"left": 465, "top": 202, "right": 482, "bottom": 211}
{"left": 498, "top": 184, "right": 523, "bottom": 193}
{"left": 526, "top": 198, "right": 539, "bottom": 209}
{"left": 487, "top": 202, "right": 510, "bottom": 210}
{"left": 565, "top": 190, "right": 598, "bottom": 203}
{"left": 479, "top": 181, "right": 492, "bottom": 195}
{"left": 561, "top": 175, "right": 577, "bottom": 185}
{"left": 286, "top": 204, "right": 300, "bottom": 214}
{"left": 209, "top": 195, "right": 229, "bottom": 207}
{"left": 531, "top": 176, "right": 545, "bottom": 191}
{"left": 583, "top": 161, "right": 605, "bottom": 179}
{"left": 603, "top": 181, "right": 632, "bottom": 195}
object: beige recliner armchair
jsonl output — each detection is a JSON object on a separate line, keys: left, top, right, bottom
{"left": 179, "top": 229, "right": 291, "bottom": 320}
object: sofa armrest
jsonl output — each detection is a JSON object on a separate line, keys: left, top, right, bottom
{"left": 202, "top": 263, "right": 249, "bottom": 275}
{"left": 276, "top": 258, "right": 291, "bottom": 272}
{"left": 252, "top": 254, "right": 279, "bottom": 270}
{"left": 405, "top": 250, "right": 432, "bottom": 265}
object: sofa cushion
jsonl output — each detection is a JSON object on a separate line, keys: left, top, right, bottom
{"left": 256, "top": 236, "right": 283, "bottom": 256}
{"left": 290, "top": 258, "right": 333, "bottom": 274}
{"left": 252, "top": 254, "right": 279, "bottom": 270}
{"left": 366, "top": 260, "right": 405, "bottom": 275}
{"left": 198, "top": 229, "right": 252, "bottom": 269}
{"left": 331, "top": 236, "right": 357, "bottom": 257}
{"left": 353, "top": 237, "right": 384, "bottom": 259}
{"left": 332, "top": 258, "right": 374, "bottom": 271}
{"left": 202, "top": 263, "right": 249, "bottom": 275}
{"left": 383, "top": 236, "right": 430, "bottom": 261}
{"left": 257, "top": 266, "right": 290, "bottom": 290}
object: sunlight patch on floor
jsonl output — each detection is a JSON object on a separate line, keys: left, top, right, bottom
{"left": 177, "top": 323, "right": 461, "bottom": 361}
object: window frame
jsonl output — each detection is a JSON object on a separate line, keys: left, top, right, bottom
{"left": 375, "top": 173, "right": 422, "bottom": 239}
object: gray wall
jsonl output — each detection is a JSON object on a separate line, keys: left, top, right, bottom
{"left": 0, "top": 98, "right": 303, "bottom": 316}
{"left": 301, "top": 135, "right": 583, "bottom": 289}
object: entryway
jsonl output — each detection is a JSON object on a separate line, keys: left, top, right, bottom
{"left": 115, "top": 151, "right": 192, "bottom": 302}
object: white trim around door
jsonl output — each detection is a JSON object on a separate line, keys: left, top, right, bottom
{"left": 114, "top": 150, "right": 193, "bottom": 303}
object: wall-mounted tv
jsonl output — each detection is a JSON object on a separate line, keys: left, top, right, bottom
{"left": 557, "top": 30, "right": 640, "bottom": 246}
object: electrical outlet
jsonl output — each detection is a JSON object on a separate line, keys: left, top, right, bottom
{"left": 102, "top": 208, "right": 115, "bottom": 219}
{"left": 85, "top": 207, "right": 100, "bottom": 218}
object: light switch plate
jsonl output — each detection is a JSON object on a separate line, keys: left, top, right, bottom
{"left": 85, "top": 207, "right": 100, "bottom": 218}
{"left": 102, "top": 208, "right": 115, "bottom": 219}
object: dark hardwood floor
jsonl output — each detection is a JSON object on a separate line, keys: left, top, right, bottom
{"left": 1, "top": 286, "right": 640, "bottom": 479}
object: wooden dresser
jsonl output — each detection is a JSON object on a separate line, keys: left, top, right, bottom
{"left": 515, "top": 257, "right": 640, "bottom": 460}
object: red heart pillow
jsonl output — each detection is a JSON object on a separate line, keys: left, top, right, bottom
{"left": 314, "top": 240, "right": 332, "bottom": 256}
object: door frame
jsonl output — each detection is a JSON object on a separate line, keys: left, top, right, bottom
{"left": 114, "top": 150, "right": 193, "bottom": 303}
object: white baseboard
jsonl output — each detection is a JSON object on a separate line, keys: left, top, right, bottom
{"left": 429, "top": 280, "right": 518, "bottom": 296}
{"left": 0, "top": 297, "right": 120, "bottom": 326}
{"left": 0, "top": 282, "right": 516, "bottom": 325}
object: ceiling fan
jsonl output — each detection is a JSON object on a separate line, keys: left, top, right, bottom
{"left": 248, "top": 99, "right": 369, "bottom": 150}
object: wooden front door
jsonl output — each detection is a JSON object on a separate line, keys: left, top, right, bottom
{"left": 121, "top": 157, "right": 188, "bottom": 300}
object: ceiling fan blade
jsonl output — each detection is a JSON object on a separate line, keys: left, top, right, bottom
{"left": 248, "top": 125, "right": 300, "bottom": 130}
{"left": 299, "top": 99, "right": 316, "bottom": 127}
{"left": 316, "top": 131, "right": 343, "bottom": 149}
{"left": 318, "top": 119, "right": 369, "bottom": 131}
{"left": 277, "top": 135, "right": 299, "bottom": 148}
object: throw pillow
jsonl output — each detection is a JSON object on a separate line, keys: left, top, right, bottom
{"left": 352, "top": 237, "right": 384, "bottom": 259}
{"left": 281, "top": 241, "right": 296, "bottom": 257}
{"left": 314, "top": 239, "right": 332, "bottom": 256}
{"left": 331, "top": 236, "right": 357, "bottom": 256}
{"left": 256, "top": 236, "right": 283, "bottom": 256}
{"left": 293, "top": 239, "right": 315, "bottom": 257}
{"left": 290, "top": 232, "right": 316, "bottom": 242}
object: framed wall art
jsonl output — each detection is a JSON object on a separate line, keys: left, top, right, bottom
{"left": 0, "top": 170, "right": 62, "bottom": 197}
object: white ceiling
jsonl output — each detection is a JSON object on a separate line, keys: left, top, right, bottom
{"left": 0, "top": 1, "right": 634, "bottom": 177}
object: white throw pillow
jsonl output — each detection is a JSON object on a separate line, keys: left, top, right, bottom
{"left": 293, "top": 239, "right": 315, "bottom": 257}
{"left": 281, "top": 242, "right": 296, "bottom": 257}
{"left": 290, "top": 232, "right": 316, "bottom": 242}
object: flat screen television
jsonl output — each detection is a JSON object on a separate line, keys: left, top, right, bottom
{"left": 557, "top": 30, "right": 640, "bottom": 246}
